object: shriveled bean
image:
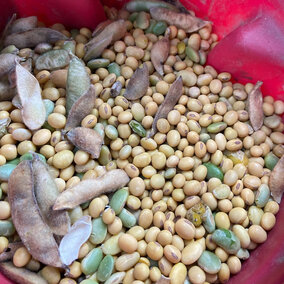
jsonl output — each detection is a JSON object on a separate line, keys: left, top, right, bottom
{"left": 119, "top": 208, "right": 136, "bottom": 228}
{"left": 202, "top": 205, "right": 215, "bottom": 233}
{"left": 255, "top": 184, "right": 270, "bottom": 208}
{"left": 109, "top": 188, "right": 129, "bottom": 214}
{"left": 81, "top": 248, "right": 103, "bottom": 275}
{"left": 89, "top": 217, "right": 107, "bottom": 245}
{"left": 212, "top": 229, "right": 241, "bottom": 254}
{"left": 88, "top": 58, "right": 110, "bottom": 70}
{"left": 197, "top": 250, "right": 221, "bottom": 274}
{"left": 236, "top": 248, "right": 250, "bottom": 260}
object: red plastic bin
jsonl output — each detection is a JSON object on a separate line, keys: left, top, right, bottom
{"left": 0, "top": 0, "right": 283, "bottom": 283}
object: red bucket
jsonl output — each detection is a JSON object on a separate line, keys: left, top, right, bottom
{"left": 0, "top": 0, "right": 283, "bottom": 283}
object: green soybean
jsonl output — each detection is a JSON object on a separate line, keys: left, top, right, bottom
{"left": 90, "top": 217, "right": 107, "bottom": 245}
{"left": 199, "top": 50, "right": 207, "bottom": 65}
{"left": 98, "top": 145, "right": 112, "bottom": 166}
{"left": 69, "top": 206, "right": 83, "bottom": 224}
{"left": 105, "top": 272, "right": 126, "bottom": 284}
{"left": 88, "top": 58, "right": 110, "bottom": 70}
{"left": 42, "top": 121, "right": 55, "bottom": 132}
{"left": 207, "top": 122, "right": 227, "bottom": 133}
{"left": 145, "top": 19, "right": 157, "bottom": 34}
{"left": 164, "top": 168, "right": 176, "bottom": 179}
{"left": 152, "top": 21, "right": 167, "bottom": 36}
{"left": 94, "top": 123, "right": 105, "bottom": 140}
{"left": 43, "top": 99, "right": 55, "bottom": 120}
{"left": 128, "top": 12, "right": 138, "bottom": 23}
{"left": 108, "top": 63, "right": 121, "bottom": 77}
{"left": 76, "top": 172, "right": 84, "bottom": 180}
{"left": 97, "top": 255, "right": 115, "bottom": 282}
{"left": 202, "top": 206, "right": 215, "bottom": 233}
{"left": 105, "top": 125, "right": 118, "bottom": 140}
{"left": 149, "top": 74, "right": 161, "bottom": 86}
{"left": 204, "top": 162, "right": 224, "bottom": 181}
{"left": 62, "top": 40, "right": 76, "bottom": 54}
{"left": 20, "top": 152, "right": 46, "bottom": 163}
{"left": 0, "top": 220, "right": 15, "bottom": 237}
{"left": 125, "top": 0, "right": 177, "bottom": 12}
{"left": 197, "top": 251, "right": 221, "bottom": 274}
{"left": 186, "top": 46, "right": 200, "bottom": 63}
{"left": 264, "top": 153, "right": 279, "bottom": 171}
{"left": 212, "top": 229, "right": 241, "bottom": 254}
{"left": 0, "top": 164, "right": 17, "bottom": 181}
{"left": 102, "top": 233, "right": 123, "bottom": 255}
{"left": 129, "top": 120, "right": 146, "bottom": 137}
{"left": 80, "top": 201, "right": 90, "bottom": 210}
{"left": 255, "top": 184, "right": 270, "bottom": 208}
{"left": 136, "top": 12, "right": 150, "bottom": 30}
{"left": 7, "top": 158, "right": 20, "bottom": 165}
{"left": 0, "top": 45, "right": 19, "bottom": 54}
{"left": 200, "top": 133, "right": 211, "bottom": 143}
{"left": 81, "top": 248, "right": 103, "bottom": 276}
{"left": 35, "top": 49, "right": 70, "bottom": 71}
{"left": 118, "top": 208, "right": 136, "bottom": 228}
{"left": 110, "top": 188, "right": 129, "bottom": 214}
{"left": 236, "top": 248, "right": 250, "bottom": 260}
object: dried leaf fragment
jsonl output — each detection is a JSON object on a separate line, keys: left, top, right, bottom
{"left": 4, "top": 28, "right": 68, "bottom": 49}
{"left": 248, "top": 81, "right": 264, "bottom": 131}
{"left": 269, "top": 155, "right": 284, "bottom": 203}
{"left": 0, "top": 262, "right": 47, "bottom": 284}
{"left": 124, "top": 63, "right": 149, "bottom": 100}
{"left": 15, "top": 63, "right": 46, "bottom": 130}
{"left": 65, "top": 85, "right": 97, "bottom": 131}
{"left": 53, "top": 169, "right": 130, "bottom": 210}
{"left": 0, "top": 53, "right": 19, "bottom": 78}
{"left": 151, "top": 33, "right": 170, "bottom": 76}
{"left": 66, "top": 127, "right": 103, "bottom": 159}
{"left": 32, "top": 157, "right": 70, "bottom": 236}
{"left": 59, "top": 216, "right": 92, "bottom": 266}
{"left": 149, "top": 76, "right": 183, "bottom": 137}
{"left": 150, "top": 7, "right": 210, "bottom": 32}
{"left": 8, "top": 160, "right": 64, "bottom": 268}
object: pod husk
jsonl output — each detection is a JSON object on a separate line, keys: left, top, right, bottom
{"left": 8, "top": 160, "right": 64, "bottom": 268}
{"left": 8, "top": 16, "right": 38, "bottom": 35}
{"left": 32, "top": 157, "right": 70, "bottom": 236}
{"left": 66, "top": 127, "right": 103, "bottom": 159}
{"left": 65, "top": 85, "right": 97, "bottom": 131}
{"left": 15, "top": 63, "right": 46, "bottom": 130}
{"left": 148, "top": 76, "right": 183, "bottom": 137}
{"left": 0, "top": 77, "right": 15, "bottom": 101}
{"left": 150, "top": 7, "right": 210, "bottom": 32}
{"left": 53, "top": 169, "right": 130, "bottom": 210}
{"left": 0, "top": 53, "right": 19, "bottom": 78}
{"left": 248, "top": 81, "right": 264, "bottom": 131}
{"left": 151, "top": 33, "right": 170, "bottom": 76}
{"left": 0, "top": 262, "right": 47, "bottom": 284}
{"left": 4, "top": 28, "right": 68, "bottom": 49}
{"left": 269, "top": 155, "right": 284, "bottom": 204}
{"left": 124, "top": 63, "right": 149, "bottom": 100}
{"left": 92, "top": 19, "right": 113, "bottom": 37}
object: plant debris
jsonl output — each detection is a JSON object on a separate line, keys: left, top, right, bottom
{"left": 269, "top": 155, "right": 284, "bottom": 203}
{"left": 8, "top": 16, "right": 38, "bottom": 35}
{"left": 0, "top": 53, "right": 19, "bottom": 78}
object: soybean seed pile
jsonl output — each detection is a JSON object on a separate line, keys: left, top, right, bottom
{"left": 0, "top": 1, "right": 283, "bottom": 284}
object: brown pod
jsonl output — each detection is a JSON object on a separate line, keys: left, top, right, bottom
{"left": 269, "top": 155, "right": 284, "bottom": 203}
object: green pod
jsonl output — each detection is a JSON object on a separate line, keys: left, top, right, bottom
{"left": 43, "top": 99, "right": 55, "bottom": 120}
{"left": 255, "top": 184, "right": 270, "bottom": 208}
{"left": 128, "top": 12, "right": 138, "bottom": 22}
{"left": 98, "top": 145, "right": 112, "bottom": 166}
{"left": 145, "top": 19, "right": 157, "bottom": 34}
{"left": 204, "top": 162, "right": 224, "bottom": 181}
{"left": 97, "top": 255, "right": 115, "bottom": 282}
{"left": 35, "top": 49, "right": 70, "bottom": 71}
{"left": 186, "top": 46, "right": 200, "bottom": 63}
{"left": 118, "top": 208, "right": 136, "bottom": 228}
{"left": 105, "top": 125, "right": 118, "bottom": 140}
{"left": 200, "top": 133, "right": 211, "bottom": 143}
{"left": 105, "top": 272, "right": 126, "bottom": 284}
{"left": 66, "top": 56, "right": 90, "bottom": 113}
{"left": 125, "top": 0, "right": 177, "bottom": 12}
{"left": 7, "top": 158, "right": 20, "bottom": 165}
{"left": 62, "top": 41, "right": 76, "bottom": 54}
{"left": 129, "top": 120, "right": 146, "bottom": 137}
{"left": 87, "top": 58, "right": 110, "bottom": 70}
{"left": 108, "top": 63, "right": 121, "bottom": 77}
{"left": 236, "top": 248, "right": 250, "bottom": 260}
{"left": 0, "top": 220, "right": 15, "bottom": 237}
{"left": 135, "top": 12, "right": 150, "bottom": 30}
{"left": 164, "top": 168, "right": 176, "bottom": 179}
{"left": 81, "top": 248, "right": 103, "bottom": 276}
{"left": 197, "top": 251, "right": 221, "bottom": 274}
{"left": 110, "top": 188, "right": 129, "bottom": 214}
{"left": 152, "top": 21, "right": 167, "bottom": 36}
{"left": 93, "top": 123, "right": 105, "bottom": 141}
{"left": 207, "top": 122, "right": 227, "bottom": 133}
{"left": 212, "top": 229, "right": 241, "bottom": 254}
{"left": 0, "top": 164, "right": 17, "bottom": 181}
{"left": 20, "top": 152, "right": 46, "bottom": 163}
{"left": 0, "top": 45, "right": 19, "bottom": 54}
{"left": 264, "top": 152, "right": 279, "bottom": 171}
{"left": 69, "top": 206, "right": 83, "bottom": 225}
{"left": 248, "top": 206, "right": 264, "bottom": 225}
{"left": 202, "top": 206, "right": 215, "bottom": 233}
{"left": 90, "top": 217, "right": 107, "bottom": 245}
{"left": 102, "top": 233, "right": 123, "bottom": 255}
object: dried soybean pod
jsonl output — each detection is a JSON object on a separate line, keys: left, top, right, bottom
{"left": 4, "top": 28, "right": 68, "bottom": 49}
{"left": 32, "top": 157, "right": 70, "bottom": 236}
{"left": 8, "top": 16, "right": 38, "bottom": 34}
{"left": 156, "top": 275, "right": 171, "bottom": 284}
{"left": 65, "top": 85, "right": 97, "bottom": 131}
{"left": 0, "top": 242, "right": 23, "bottom": 262}
{"left": 66, "top": 55, "right": 90, "bottom": 113}
{"left": 0, "top": 14, "right": 16, "bottom": 48}
{"left": 66, "top": 127, "right": 103, "bottom": 158}
{"left": 8, "top": 160, "right": 64, "bottom": 268}
{"left": 0, "top": 53, "right": 19, "bottom": 78}
{"left": 53, "top": 169, "right": 130, "bottom": 210}
{"left": 50, "top": 69, "right": 68, "bottom": 88}
{"left": 0, "top": 262, "right": 47, "bottom": 284}
{"left": 124, "top": 63, "right": 149, "bottom": 100}
{"left": 150, "top": 7, "right": 210, "bottom": 32}
{"left": 269, "top": 155, "right": 284, "bottom": 204}
{"left": 15, "top": 63, "right": 46, "bottom": 130}
{"left": 151, "top": 31, "right": 170, "bottom": 76}
{"left": 35, "top": 49, "right": 70, "bottom": 71}
{"left": 248, "top": 81, "right": 264, "bottom": 131}
{"left": 0, "top": 78, "right": 15, "bottom": 101}
{"left": 125, "top": 0, "right": 177, "bottom": 12}
{"left": 92, "top": 19, "right": 113, "bottom": 37}
{"left": 149, "top": 76, "right": 183, "bottom": 137}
